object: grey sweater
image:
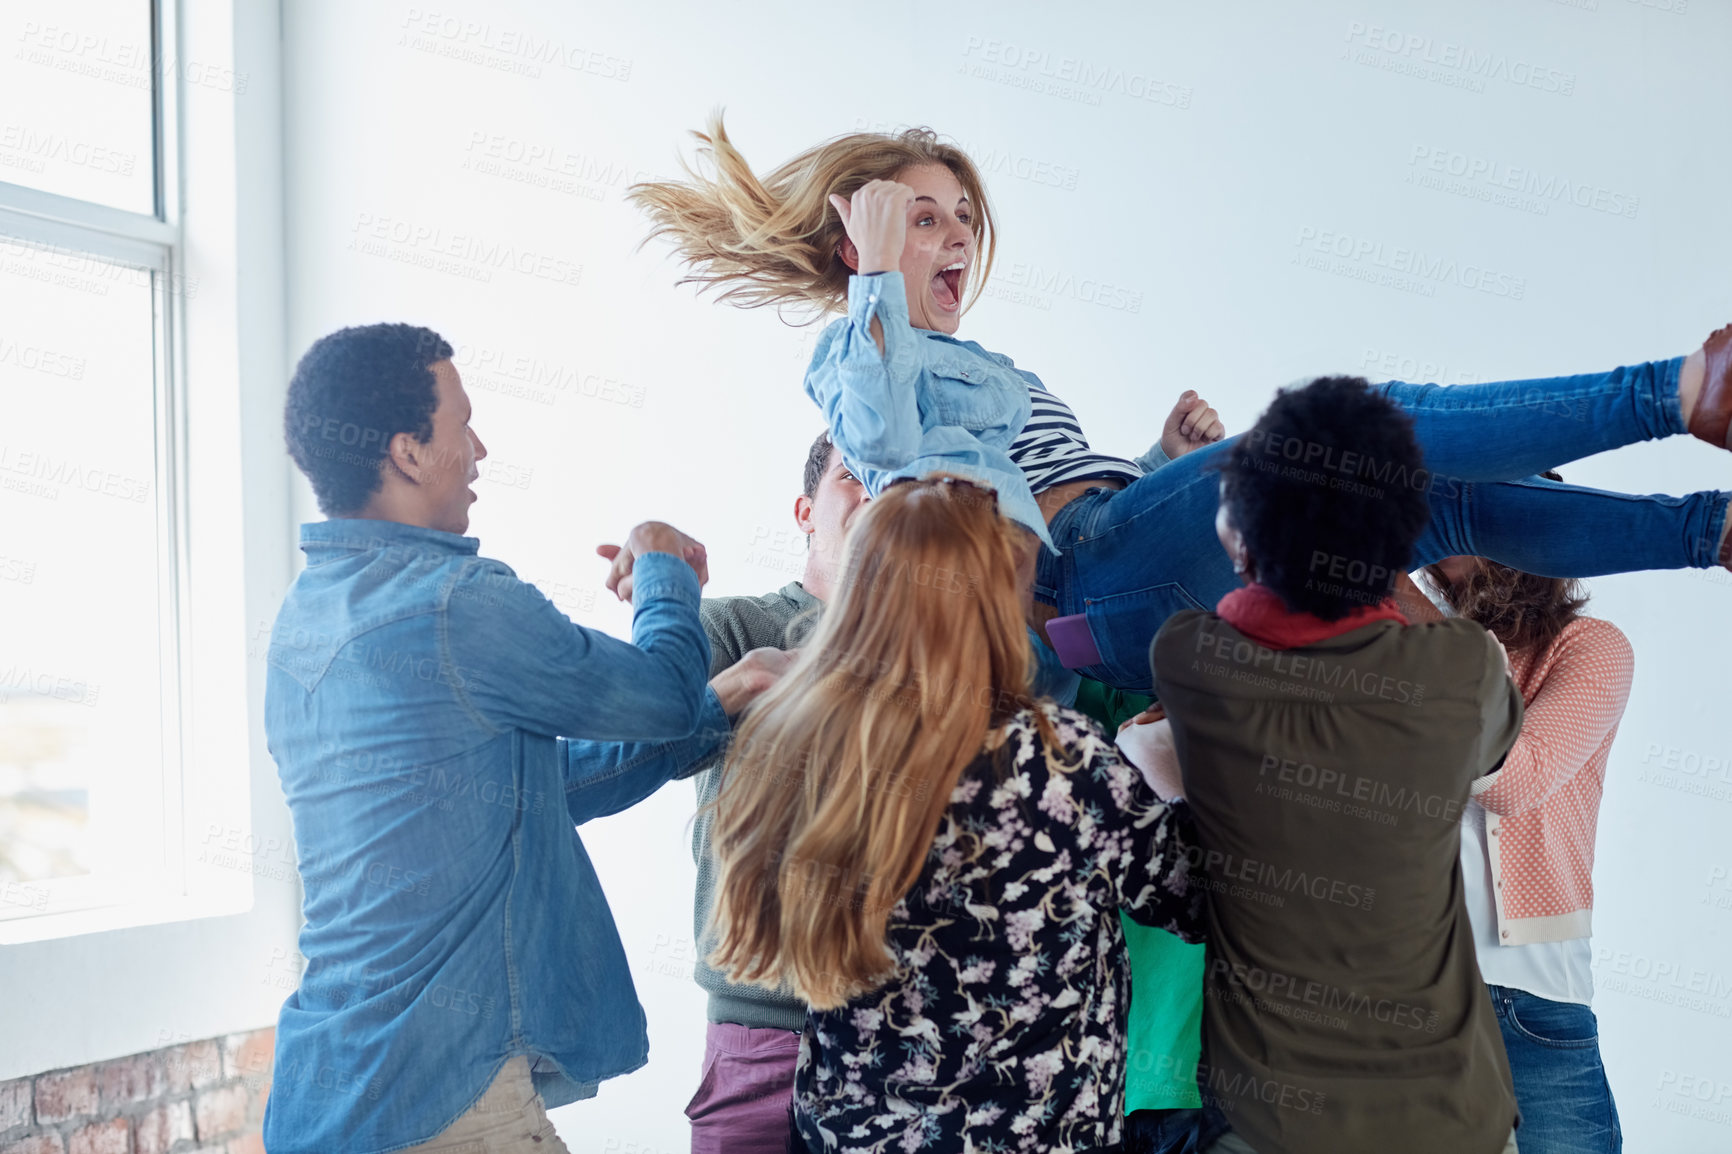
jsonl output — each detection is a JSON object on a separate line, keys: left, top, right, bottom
{"left": 692, "top": 582, "right": 821, "bottom": 1031}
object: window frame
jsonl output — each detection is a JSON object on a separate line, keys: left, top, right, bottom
{"left": 1, "top": 0, "right": 300, "bottom": 1082}
{"left": 0, "top": 0, "right": 197, "bottom": 930}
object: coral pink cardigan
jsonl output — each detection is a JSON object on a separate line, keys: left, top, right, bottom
{"left": 1470, "top": 616, "right": 1633, "bottom": 947}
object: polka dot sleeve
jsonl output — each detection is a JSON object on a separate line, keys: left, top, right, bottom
{"left": 1471, "top": 618, "right": 1633, "bottom": 817}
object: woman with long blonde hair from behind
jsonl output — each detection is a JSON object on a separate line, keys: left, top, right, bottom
{"left": 708, "top": 475, "right": 1204, "bottom": 1154}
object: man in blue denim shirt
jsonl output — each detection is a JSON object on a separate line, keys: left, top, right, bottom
{"left": 262, "top": 324, "right": 783, "bottom": 1154}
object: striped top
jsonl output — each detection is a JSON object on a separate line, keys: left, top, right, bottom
{"left": 1009, "top": 384, "right": 1143, "bottom": 494}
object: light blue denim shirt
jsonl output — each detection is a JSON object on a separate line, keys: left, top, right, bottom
{"left": 262, "top": 518, "right": 728, "bottom": 1154}
{"left": 804, "top": 271, "right": 1055, "bottom": 550}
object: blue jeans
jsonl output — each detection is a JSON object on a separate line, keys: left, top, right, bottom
{"left": 1034, "top": 357, "right": 1732, "bottom": 690}
{"left": 1490, "top": 986, "right": 1622, "bottom": 1154}
{"left": 1028, "top": 627, "right": 1081, "bottom": 705}
{"left": 1124, "top": 1106, "right": 1232, "bottom": 1154}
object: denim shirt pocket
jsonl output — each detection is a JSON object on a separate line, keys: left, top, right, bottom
{"left": 925, "top": 356, "right": 1026, "bottom": 434}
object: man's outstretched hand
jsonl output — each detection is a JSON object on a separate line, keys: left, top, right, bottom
{"left": 596, "top": 521, "right": 708, "bottom": 602}
{"left": 1116, "top": 702, "right": 1185, "bottom": 800}
{"left": 710, "top": 647, "right": 800, "bottom": 716}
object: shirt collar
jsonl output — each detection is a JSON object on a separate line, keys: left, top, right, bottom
{"left": 1216, "top": 582, "right": 1408, "bottom": 650}
{"left": 780, "top": 580, "right": 821, "bottom": 611}
{"left": 298, "top": 517, "right": 481, "bottom": 563}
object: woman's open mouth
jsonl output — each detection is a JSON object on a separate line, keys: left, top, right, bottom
{"left": 930, "top": 261, "right": 965, "bottom": 312}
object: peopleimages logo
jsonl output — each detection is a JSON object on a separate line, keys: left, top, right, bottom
{"left": 1182, "top": 846, "right": 1377, "bottom": 910}
{"left": 1342, "top": 21, "right": 1576, "bottom": 96}
{"left": 1406, "top": 145, "right": 1640, "bottom": 220}
{"left": 14, "top": 21, "right": 249, "bottom": 93}
{"left": 398, "top": 8, "right": 632, "bottom": 81}
{"left": 1293, "top": 227, "right": 1526, "bottom": 301}
{"left": 1359, "top": 347, "right": 1484, "bottom": 386}
{"left": 1594, "top": 947, "right": 1732, "bottom": 1018}
{"left": 448, "top": 340, "right": 645, "bottom": 408}
{"left": 0, "top": 336, "right": 86, "bottom": 380}
{"left": 460, "top": 132, "right": 652, "bottom": 202}
{"left": 958, "top": 37, "right": 1193, "bottom": 110}
{"left": 1207, "top": 958, "right": 1442, "bottom": 1034}
{"left": 0, "top": 236, "right": 200, "bottom": 300}
{"left": 348, "top": 212, "right": 583, "bottom": 288}
{"left": 0, "top": 124, "right": 136, "bottom": 177}
{"left": 852, "top": 120, "right": 1084, "bottom": 192}
{"left": 953, "top": 141, "right": 1080, "bottom": 190}
{"left": 1191, "top": 621, "right": 1427, "bottom": 708}
{"left": 1256, "top": 754, "right": 1462, "bottom": 826}
{"left": 0, "top": 443, "right": 151, "bottom": 503}
{"left": 995, "top": 262, "right": 1143, "bottom": 313}
{"left": 0, "top": 666, "right": 101, "bottom": 706}
{"left": 1243, "top": 428, "right": 1463, "bottom": 498}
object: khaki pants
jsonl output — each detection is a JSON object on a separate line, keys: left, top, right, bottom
{"left": 1204, "top": 1128, "right": 1518, "bottom": 1153}
{"left": 398, "top": 1056, "right": 571, "bottom": 1154}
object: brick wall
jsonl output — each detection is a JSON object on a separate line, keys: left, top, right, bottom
{"left": 0, "top": 1029, "right": 273, "bottom": 1154}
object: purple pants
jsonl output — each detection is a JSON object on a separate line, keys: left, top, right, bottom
{"left": 686, "top": 1021, "right": 802, "bottom": 1154}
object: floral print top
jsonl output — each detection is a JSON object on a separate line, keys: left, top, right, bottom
{"left": 793, "top": 704, "right": 1203, "bottom": 1154}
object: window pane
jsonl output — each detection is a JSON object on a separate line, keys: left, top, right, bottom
{"left": 0, "top": 0, "right": 155, "bottom": 214}
{"left": 0, "top": 235, "right": 163, "bottom": 912}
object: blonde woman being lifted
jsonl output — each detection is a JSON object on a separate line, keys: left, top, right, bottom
{"left": 634, "top": 118, "right": 1732, "bottom": 691}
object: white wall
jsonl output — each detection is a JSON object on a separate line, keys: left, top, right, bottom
{"left": 282, "top": 1, "right": 1732, "bottom": 1149}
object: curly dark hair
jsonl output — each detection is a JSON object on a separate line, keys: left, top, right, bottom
{"left": 1218, "top": 376, "right": 1432, "bottom": 620}
{"left": 1423, "top": 472, "right": 1588, "bottom": 652}
{"left": 801, "top": 430, "right": 835, "bottom": 500}
{"left": 1426, "top": 559, "right": 1589, "bottom": 652}
{"left": 285, "top": 324, "right": 453, "bottom": 515}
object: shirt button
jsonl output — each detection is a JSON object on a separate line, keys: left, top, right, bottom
{"left": 1501, "top": 930, "right": 1510, "bottom": 939}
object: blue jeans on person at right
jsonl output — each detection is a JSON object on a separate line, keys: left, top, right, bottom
{"left": 1033, "top": 356, "right": 1732, "bottom": 691}
{"left": 1490, "top": 986, "right": 1622, "bottom": 1154}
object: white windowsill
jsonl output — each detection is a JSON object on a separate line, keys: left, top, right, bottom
{"left": 0, "top": 888, "right": 252, "bottom": 947}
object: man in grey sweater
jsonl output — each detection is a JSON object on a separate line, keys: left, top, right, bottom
{"left": 683, "top": 431, "right": 868, "bottom": 1153}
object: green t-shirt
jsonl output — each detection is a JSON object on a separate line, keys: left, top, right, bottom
{"left": 1121, "top": 918, "right": 1205, "bottom": 1110}
{"left": 1072, "top": 679, "right": 1206, "bottom": 1113}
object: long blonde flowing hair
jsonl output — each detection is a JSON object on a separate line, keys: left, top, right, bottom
{"left": 707, "top": 477, "right": 1042, "bottom": 1010}
{"left": 629, "top": 115, "right": 997, "bottom": 318}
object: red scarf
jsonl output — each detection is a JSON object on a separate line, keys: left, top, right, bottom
{"left": 1216, "top": 583, "right": 1409, "bottom": 650}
